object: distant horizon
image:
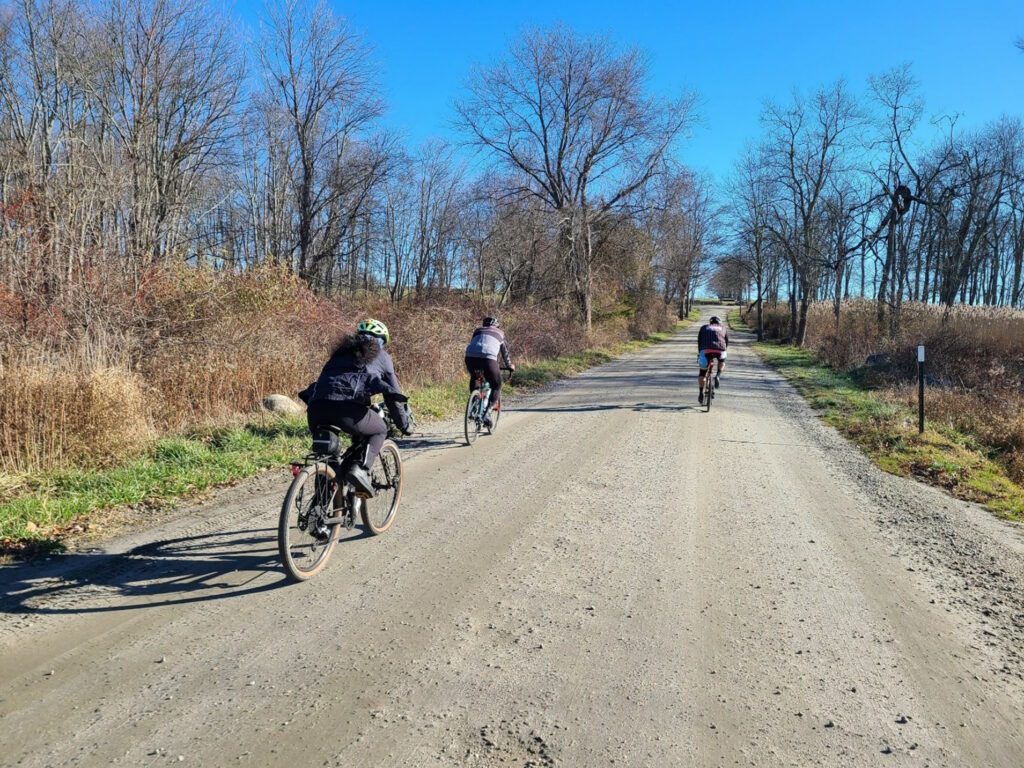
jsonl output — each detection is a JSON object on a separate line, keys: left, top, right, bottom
{"left": 236, "top": 0, "right": 1024, "bottom": 185}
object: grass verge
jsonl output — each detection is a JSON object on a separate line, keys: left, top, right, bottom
{"left": 727, "top": 306, "right": 751, "bottom": 332}
{"left": 1, "top": 319, "right": 693, "bottom": 554}
{"left": 1, "top": 418, "right": 311, "bottom": 555}
{"left": 753, "top": 342, "right": 1024, "bottom": 522}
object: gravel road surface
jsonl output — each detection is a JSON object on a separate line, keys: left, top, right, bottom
{"left": 2, "top": 307, "right": 1023, "bottom": 767}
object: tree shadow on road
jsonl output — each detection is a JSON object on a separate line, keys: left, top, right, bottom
{"left": 511, "top": 402, "right": 699, "bottom": 414}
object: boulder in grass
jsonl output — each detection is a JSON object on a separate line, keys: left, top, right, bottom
{"left": 262, "top": 394, "right": 305, "bottom": 416}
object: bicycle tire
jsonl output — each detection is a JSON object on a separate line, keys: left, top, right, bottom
{"left": 487, "top": 400, "right": 500, "bottom": 434}
{"left": 465, "top": 391, "right": 482, "bottom": 445}
{"left": 705, "top": 374, "right": 713, "bottom": 412}
{"left": 361, "top": 440, "right": 403, "bottom": 534}
{"left": 279, "top": 463, "right": 340, "bottom": 581}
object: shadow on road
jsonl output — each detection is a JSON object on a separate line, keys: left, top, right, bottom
{"left": 0, "top": 524, "right": 371, "bottom": 616}
{"left": 512, "top": 402, "right": 701, "bottom": 413}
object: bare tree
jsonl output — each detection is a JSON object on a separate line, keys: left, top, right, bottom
{"left": 727, "top": 147, "right": 777, "bottom": 339}
{"left": 256, "top": 0, "right": 383, "bottom": 285}
{"left": 457, "top": 26, "right": 696, "bottom": 329}
{"left": 643, "top": 165, "right": 718, "bottom": 319}
{"left": 96, "top": 0, "right": 243, "bottom": 270}
{"left": 762, "top": 80, "right": 862, "bottom": 345}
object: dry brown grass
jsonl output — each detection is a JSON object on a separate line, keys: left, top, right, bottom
{"left": 801, "top": 300, "right": 1024, "bottom": 386}
{"left": 0, "top": 266, "right": 669, "bottom": 475}
{"left": 746, "top": 300, "right": 1024, "bottom": 486}
{"left": 911, "top": 388, "right": 1024, "bottom": 484}
{"left": 0, "top": 352, "right": 153, "bottom": 472}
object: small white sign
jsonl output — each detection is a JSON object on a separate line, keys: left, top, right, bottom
{"left": 918, "top": 345, "right": 925, "bottom": 363}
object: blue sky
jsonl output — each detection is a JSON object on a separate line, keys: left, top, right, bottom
{"left": 237, "top": 0, "right": 1024, "bottom": 184}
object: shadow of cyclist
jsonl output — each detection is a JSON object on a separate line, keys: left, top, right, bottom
{"left": 0, "top": 524, "right": 370, "bottom": 616}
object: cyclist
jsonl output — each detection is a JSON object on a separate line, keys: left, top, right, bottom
{"left": 465, "top": 316, "right": 515, "bottom": 428}
{"left": 298, "top": 319, "right": 412, "bottom": 496}
{"left": 697, "top": 315, "right": 729, "bottom": 405}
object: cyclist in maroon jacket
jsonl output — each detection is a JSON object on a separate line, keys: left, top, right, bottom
{"left": 697, "top": 316, "right": 729, "bottom": 405}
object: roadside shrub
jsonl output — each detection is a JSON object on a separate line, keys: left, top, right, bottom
{"left": 1, "top": 266, "right": 665, "bottom": 474}
{"left": 628, "top": 290, "right": 675, "bottom": 338}
{"left": 741, "top": 304, "right": 790, "bottom": 339}
{"left": 802, "top": 301, "right": 1024, "bottom": 389}
{"left": 796, "top": 300, "right": 1024, "bottom": 488}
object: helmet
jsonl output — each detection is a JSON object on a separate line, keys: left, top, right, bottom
{"left": 709, "top": 316, "right": 721, "bottom": 325}
{"left": 356, "top": 318, "right": 390, "bottom": 345}
{"left": 483, "top": 316, "right": 499, "bottom": 328}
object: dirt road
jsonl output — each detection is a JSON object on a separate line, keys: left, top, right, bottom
{"left": 3, "top": 308, "right": 1024, "bottom": 767}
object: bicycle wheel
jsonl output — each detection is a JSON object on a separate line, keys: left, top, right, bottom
{"left": 361, "top": 440, "right": 403, "bottom": 535}
{"left": 464, "top": 391, "right": 483, "bottom": 445}
{"left": 279, "top": 463, "right": 340, "bottom": 581}
{"left": 705, "top": 374, "right": 713, "bottom": 412}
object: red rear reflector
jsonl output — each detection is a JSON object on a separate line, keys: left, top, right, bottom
{"left": 292, "top": 465, "right": 300, "bottom": 477}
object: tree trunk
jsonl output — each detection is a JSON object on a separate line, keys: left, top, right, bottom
{"left": 755, "top": 271, "right": 764, "bottom": 341}
{"left": 876, "top": 215, "right": 894, "bottom": 335}
{"left": 788, "top": 261, "right": 797, "bottom": 342}
{"left": 795, "top": 276, "right": 810, "bottom": 346}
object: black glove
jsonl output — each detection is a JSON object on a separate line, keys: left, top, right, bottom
{"left": 402, "top": 410, "right": 416, "bottom": 436}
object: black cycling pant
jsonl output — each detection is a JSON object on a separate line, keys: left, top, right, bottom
{"left": 465, "top": 356, "right": 502, "bottom": 408}
{"left": 307, "top": 400, "right": 386, "bottom": 469}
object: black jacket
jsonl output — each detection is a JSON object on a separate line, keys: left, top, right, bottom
{"left": 299, "top": 334, "right": 410, "bottom": 430}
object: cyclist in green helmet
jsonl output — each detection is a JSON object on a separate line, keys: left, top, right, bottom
{"left": 299, "top": 319, "right": 412, "bottom": 496}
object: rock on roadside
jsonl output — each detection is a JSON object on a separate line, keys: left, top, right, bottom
{"left": 262, "top": 394, "right": 305, "bottom": 416}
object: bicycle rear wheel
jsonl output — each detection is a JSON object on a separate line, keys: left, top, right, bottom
{"left": 705, "top": 373, "right": 713, "bottom": 412}
{"left": 361, "top": 440, "right": 403, "bottom": 534}
{"left": 279, "top": 463, "right": 340, "bottom": 581}
{"left": 464, "top": 391, "right": 483, "bottom": 445}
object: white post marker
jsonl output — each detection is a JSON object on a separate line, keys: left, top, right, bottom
{"left": 918, "top": 345, "right": 925, "bottom": 363}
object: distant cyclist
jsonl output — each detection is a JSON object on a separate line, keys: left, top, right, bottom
{"left": 697, "top": 315, "right": 729, "bottom": 405}
{"left": 465, "top": 316, "right": 515, "bottom": 428}
{"left": 298, "top": 319, "right": 412, "bottom": 496}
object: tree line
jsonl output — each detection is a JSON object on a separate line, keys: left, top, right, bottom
{"left": 0, "top": 0, "right": 714, "bottom": 333}
{"left": 720, "top": 64, "right": 1024, "bottom": 343}
{"left": 6, "top": 0, "right": 1018, "bottom": 347}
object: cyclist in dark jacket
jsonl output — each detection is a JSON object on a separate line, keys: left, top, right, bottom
{"left": 465, "top": 316, "right": 515, "bottom": 428}
{"left": 697, "top": 315, "right": 729, "bottom": 405}
{"left": 298, "top": 319, "right": 411, "bottom": 496}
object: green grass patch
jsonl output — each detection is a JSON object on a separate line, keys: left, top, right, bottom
{"left": 2, "top": 321, "right": 692, "bottom": 553}
{"left": 753, "top": 342, "right": 1024, "bottom": 521}
{"left": 727, "top": 307, "right": 752, "bottom": 332}
{"left": 1, "top": 417, "right": 312, "bottom": 552}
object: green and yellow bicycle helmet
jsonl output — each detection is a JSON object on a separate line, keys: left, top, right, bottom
{"left": 356, "top": 318, "right": 390, "bottom": 345}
